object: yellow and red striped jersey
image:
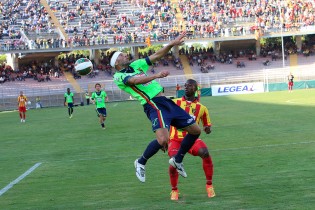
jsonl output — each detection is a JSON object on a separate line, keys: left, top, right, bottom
{"left": 18, "top": 95, "right": 27, "bottom": 107}
{"left": 170, "top": 97, "right": 211, "bottom": 141}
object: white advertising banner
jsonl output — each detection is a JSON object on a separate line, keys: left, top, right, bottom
{"left": 212, "top": 82, "right": 265, "bottom": 96}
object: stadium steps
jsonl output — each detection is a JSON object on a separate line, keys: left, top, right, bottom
{"left": 179, "top": 55, "right": 194, "bottom": 79}
{"left": 63, "top": 72, "right": 84, "bottom": 93}
{"left": 289, "top": 54, "right": 298, "bottom": 75}
{"left": 170, "top": 0, "right": 185, "bottom": 31}
{"left": 40, "top": 0, "right": 68, "bottom": 40}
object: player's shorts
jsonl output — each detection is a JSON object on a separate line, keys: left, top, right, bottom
{"left": 143, "top": 96, "right": 195, "bottom": 132}
{"left": 288, "top": 81, "right": 294, "bottom": 86}
{"left": 67, "top": 102, "right": 74, "bottom": 108}
{"left": 18, "top": 106, "right": 26, "bottom": 112}
{"left": 168, "top": 139, "right": 207, "bottom": 157}
{"left": 96, "top": 107, "right": 107, "bottom": 117}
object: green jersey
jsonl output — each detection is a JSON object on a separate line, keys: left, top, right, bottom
{"left": 91, "top": 91, "right": 107, "bottom": 108}
{"left": 64, "top": 92, "right": 74, "bottom": 103}
{"left": 113, "top": 58, "right": 163, "bottom": 105}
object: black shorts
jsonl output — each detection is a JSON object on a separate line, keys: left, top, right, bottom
{"left": 96, "top": 108, "right": 107, "bottom": 117}
{"left": 143, "top": 96, "right": 195, "bottom": 131}
{"left": 67, "top": 103, "right": 74, "bottom": 108}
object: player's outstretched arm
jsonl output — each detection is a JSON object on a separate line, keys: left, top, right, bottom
{"left": 127, "top": 70, "right": 170, "bottom": 85}
{"left": 149, "top": 32, "right": 186, "bottom": 63}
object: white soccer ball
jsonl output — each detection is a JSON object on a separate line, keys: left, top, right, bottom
{"left": 27, "top": 101, "right": 31, "bottom": 105}
{"left": 74, "top": 58, "right": 93, "bottom": 75}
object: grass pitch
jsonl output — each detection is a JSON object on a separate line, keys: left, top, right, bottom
{"left": 0, "top": 89, "right": 315, "bottom": 210}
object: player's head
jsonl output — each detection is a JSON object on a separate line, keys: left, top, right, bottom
{"left": 20, "top": 91, "right": 23, "bottom": 96}
{"left": 95, "top": 83, "right": 101, "bottom": 91}
{"left": 67, "top": 88, "right": 70, "bottom": 93}
{"left": 184, "top": 79, "right": 198, "bottom": 97}
{"left": 109, "top": 51, "right": 130, "bottom": 70}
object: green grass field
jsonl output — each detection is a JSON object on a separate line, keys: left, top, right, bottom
{"left": 1, "top": 89, "right": 315, "bottom": 210}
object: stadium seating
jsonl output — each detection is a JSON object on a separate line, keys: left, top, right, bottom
{"left": 1, "top": 0, "right": 315, "bottom": 50}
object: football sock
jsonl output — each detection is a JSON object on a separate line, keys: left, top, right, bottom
{"left": 138, "top": 139, "right": 162, "bottom": 165}
{"left": 169, "top": 165, "right": 178, "bottom": 190}
{"left": 19, "top": 113, "right": 22, "bottom": 119}
{"left": 70, "top": 108, "right": 73, "bottom": 114}
{"left": 101, "top": 123, "right": 104, "bottom": 128}
{"left": 68, "top": 108, "right": 71, "bottom": 116}
{"left": 174, "top": 133, "right": 199, "bottom": 163}
{"left": 203, "top": 156, "right": 213, "bottom": 186}
{"left": 23, "top": 113, "right": 26, "bottom": 119}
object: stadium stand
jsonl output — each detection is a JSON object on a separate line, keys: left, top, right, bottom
{"left": 1, "top": 0, "right": 315, "bottom": 51}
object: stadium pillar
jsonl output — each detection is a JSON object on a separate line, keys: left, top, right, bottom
{"left": 256, "top": 40, "right": 261, "bottom": 56}
{"left": 94, "top": 50, "right": 101, "bottom": 65}
{"left": 89, "top": 49, "right": 95, "bottom": 60}
{"left": 172, "top": 45, "right": 179, "bottom": 58}
{"left": 5, "top": 53, "right": 19, "bottom": 70}
{"left": 295, "top": 35, "right": 302, "bottom": 52}
{"left": 214, "top": 41, "right": 221, "bottom": 56}
{"left": 131, "top": 46, "right": 139, "bottom": 59}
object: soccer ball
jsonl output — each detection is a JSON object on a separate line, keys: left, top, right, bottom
{"left": 74, "top": 58, "right": 93, "bottom": 75}
{"left": 27, "top": 101, "right": 31, "bottom": 105}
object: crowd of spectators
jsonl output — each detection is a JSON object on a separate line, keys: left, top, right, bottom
{"left": 0, "top": 60, "right": 61, "bottom": 84}
{"left": 1, "top": 0, "right": 315, "bottom": 52}
{"left": 177, "top": 0, "right": 315, "bottom": 39}
{"left": 0, "top": 0, "right": 57, "bottom": 51}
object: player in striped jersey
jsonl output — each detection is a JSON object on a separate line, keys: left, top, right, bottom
{"left": 168, "top": 79, "right": 215, "bottom": 200}
{"left": 17, "top": 91, "right": 28, "bottom": 123}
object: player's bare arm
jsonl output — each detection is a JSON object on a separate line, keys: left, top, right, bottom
{"left": 149, "top": 32, "right": 186, "bottom": 63}
{"left": 127, "top": 70, "right": 170, "bottom": 85}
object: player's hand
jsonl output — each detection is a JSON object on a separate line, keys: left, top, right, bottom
{"left": 170, "top": 31, "right": 186, "bottom": 46}
{"left": 64, "top": 102, "right": 67, "bottom": 106}
{"left": 204, "top": 126, "right": 212, "bottom": 134}
{"left": 161, "top": 144, "right": 168, "bottom": 153}
{"left": 156, "top": 70, "right": 170, "bottom": 78}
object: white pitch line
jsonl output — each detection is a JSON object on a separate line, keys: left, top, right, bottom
{"left": 0, "top": 162, "right": 42, "bottom": 197}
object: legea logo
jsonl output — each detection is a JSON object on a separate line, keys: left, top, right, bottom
{"left": 212, "top": 83, "right": 264, "bottom": 96}
{"left": 218, "top": 85, "right": 255, "bottom": 93}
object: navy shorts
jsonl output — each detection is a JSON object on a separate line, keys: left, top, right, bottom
{"left": 143, "top": 96, "right": 195, "bottom": 132}
{"left": 67, "top": 103, "right": 74, "bottom": 108}
{"left": 96, "top": 107, "right": 107, "bottom": 117}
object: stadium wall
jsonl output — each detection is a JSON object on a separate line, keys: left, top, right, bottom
{"left": 266, "top": 80, "right": 315, "bottom": 92}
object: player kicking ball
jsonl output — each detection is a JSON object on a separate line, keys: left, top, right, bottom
{"left": 91, "top": 83, "right": 108, "bottom": 129}
{"left": 110, "top": 32, "right": 201, "bottom": 183}
{"left": 168, "top": 79, "right": 215, "bottom": 200}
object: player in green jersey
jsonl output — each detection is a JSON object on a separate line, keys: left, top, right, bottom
{"left": 91, "top": 83, "right": 108, "bottom": 129}
{"left": 110, "top": 32, "right": 201, "bottom": 183}
{"left": 64, "top": 88, "right": 74, "bottom": 118}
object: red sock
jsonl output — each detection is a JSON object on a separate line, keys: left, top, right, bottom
{"left": 23, "top": 113, "right": 26, "bottom": 119}
{"left": 202, "top": 156, "right": 214, "bottom": 185}
{"left": 19, "top": 113, "right": 22, "bottom": 119}
{"left": 169, "top": 165, "right": 178, "bottom": 190}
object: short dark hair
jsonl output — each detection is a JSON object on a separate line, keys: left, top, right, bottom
{"left": 95, "top": 83, "right": 101, "bottom": 88}
{"left": 108, "top": 51, "right": 117, "bottom": 65}
{"left": 186, "top": 79, "right": 198, "bottom": 89}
